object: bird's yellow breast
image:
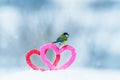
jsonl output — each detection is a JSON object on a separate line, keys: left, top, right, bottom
{"left": 62, "top": 40, "right": 68, "bottom": 45}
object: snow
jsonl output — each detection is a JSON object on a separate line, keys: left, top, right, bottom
{"left": 0, "top": 0, "right": 120, "bottom": 75}
{"left": 1, "top": 68, "right": 120, "bottom": 80}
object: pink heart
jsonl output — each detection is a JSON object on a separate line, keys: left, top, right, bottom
{"left": 40, "top": 43, "right": 76, "bottom": 70}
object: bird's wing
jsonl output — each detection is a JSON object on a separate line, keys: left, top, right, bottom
{"left": 57, "top": 36, "right": 67, "bottom": 42}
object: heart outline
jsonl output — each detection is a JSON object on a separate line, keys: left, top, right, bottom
{"left": 40, "top": 43, "right": 76, "bottom": 70}
{"left": 26, "top": 49, "right": 45, "bottom": 71}
{"left": 26, "top": 49, "right": 60, "bottom": 71}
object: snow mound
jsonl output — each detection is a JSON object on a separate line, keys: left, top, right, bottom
{"left": 1, "top": 68, "right": 120, "bottom": 80}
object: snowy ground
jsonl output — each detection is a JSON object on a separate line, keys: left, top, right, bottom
{"left": 1, "top": 68, "right": 120, "bottom": 80}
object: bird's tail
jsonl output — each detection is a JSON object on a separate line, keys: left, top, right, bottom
{"left": 52, "top": 41, "right": 57, "bottom": 43}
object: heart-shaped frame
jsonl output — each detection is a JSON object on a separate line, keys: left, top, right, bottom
{"left": 40, "top": 43, "right": 76, "bottom": 70}
{"left": 26, "top": 49, "right": 60, "bottom": 71}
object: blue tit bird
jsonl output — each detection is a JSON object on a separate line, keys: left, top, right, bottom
{"left": 53, "top": 32, "right": 69, "bottom": 46}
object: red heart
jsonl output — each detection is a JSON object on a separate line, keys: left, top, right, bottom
{"left": 26, "top": 49, "right": 60, "bottom": 71}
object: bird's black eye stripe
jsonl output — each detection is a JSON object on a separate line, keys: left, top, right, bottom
{"left": 63, "top": 32, "right": 68, "bottom": 35}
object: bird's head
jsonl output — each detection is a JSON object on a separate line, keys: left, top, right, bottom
{"left": 63, "top": 32, "right": 69, "bottom": 38}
